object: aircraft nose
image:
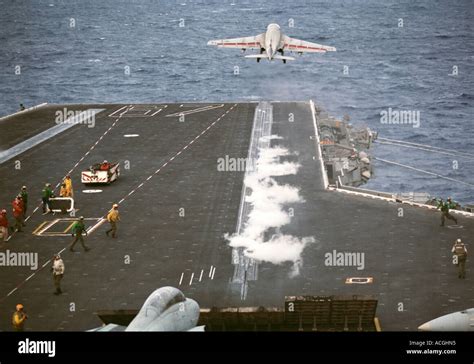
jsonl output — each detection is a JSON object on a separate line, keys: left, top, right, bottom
{"left": 418, "top": 322, "right": 431, "bottom": 331}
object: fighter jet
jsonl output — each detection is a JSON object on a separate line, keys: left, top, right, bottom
{"left": 418, "top": 308, "right": 474, "bottom": 331}
{"left": 207, "top": 23, "right": 336, "bottom": 63}
{"left": 90, "top": 287, "right": 204, "bottom": 331}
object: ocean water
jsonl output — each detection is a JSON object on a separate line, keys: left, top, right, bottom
{"left": 1, "top": 0, "right": 473, "bottom": 203}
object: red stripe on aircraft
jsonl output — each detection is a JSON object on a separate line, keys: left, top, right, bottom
{"left": 284, "top": 44, "right": 327, "bottom": 51}
{"left": 219, "top": 42, "right": 259, "bottom": 46}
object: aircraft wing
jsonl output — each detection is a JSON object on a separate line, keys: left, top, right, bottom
{"left": 281, "top": 35, "right": 336, "bottom": 53}
{"left": 207, "top": 33, "right": 265, "bottom": 50}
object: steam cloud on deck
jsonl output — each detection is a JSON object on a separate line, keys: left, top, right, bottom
{"left": 225, "top": 141, "right": 315, "bottom": 277}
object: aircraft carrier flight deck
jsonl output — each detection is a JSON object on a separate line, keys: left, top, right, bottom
{"left": 0, "top": 102, "right": 473, "bottom": 331}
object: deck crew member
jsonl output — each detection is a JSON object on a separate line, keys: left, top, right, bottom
{"left": 64, "top": 175, "right": 74, "bottom": 197}
{"left": 59, "top": 183, "right": 69, "bottom": 197}
{"left": 12, "top": 304, "right": 27, "bottom": 332}
{"left": 51, "top": 254, "right": 65, "bottom": 295}
{"left": 437, "top": 197, "right": 458, "bottom": 227}
{"left": 106, "top": 204, "right": 120, "bottom": 238}
{"left": 12, "top": 196, "right": 24, "bottom": 232}
{"left": 42, "top": 183, "right": 54, "bottom": 214}
{"left": 452, "top": 238, "right": 468, "bottom": 279}
{"left": 70, "top": 216, "right": 90, "bottom": 252}
{"left": 0, "top": 209, "right": 9, "bottom": 242}
{"left": 100, "top": 160, "right": 111, "bottom": 171}
{"left": 19, "top": 186, "right": 28, "bottom": 218}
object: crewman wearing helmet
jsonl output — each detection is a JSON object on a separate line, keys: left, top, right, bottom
{"left": 12, "top": 304, "right": 27, "bottom": 331}
{"left": 452, "top": 238, "right": 468, "bottom": 279}
{"left": 64, "top": 175, "right": 74, "bottom": 198}
{"left": 51, "top": 254, "right": 65, "bottom": 295}
{"left": 106, "top": 203, "right": 120, "bottom": 238}
{"left": 70, "top": 216, "right": 90, "bottom": 252}
{"left": 0, "top": 209, "right": 9, "bottom": 242}
{"left": 100, "top": 160, "right": 111, "bottom": 171}
{"left": 437, "top": 197, "right": 458, "bottom": 227}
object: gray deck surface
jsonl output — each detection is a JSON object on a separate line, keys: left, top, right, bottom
{"left": 0, "top": 102, "right": 472, "bottom": 331}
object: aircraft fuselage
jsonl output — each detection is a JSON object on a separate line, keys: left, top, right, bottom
{"left": 265, "top": 23, "right": 282, "bottom": 60}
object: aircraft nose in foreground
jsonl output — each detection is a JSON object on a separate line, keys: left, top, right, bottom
{"left": 418, "top": 308, "right": 474, "bottom": 331}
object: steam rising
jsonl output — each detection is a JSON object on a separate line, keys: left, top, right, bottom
{"left": 226, "top": 142, "right": 315, "bottom": 277}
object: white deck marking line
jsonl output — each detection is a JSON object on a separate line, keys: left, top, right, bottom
{"left": 7, "top": 288, "right": 17, "bottom": 297}
{"left": 199, "top": 270, "right": 204, "bottom": 282}
{"left": 87, "top": 218, "right": 106, "bottom": 235}
{"left": 150, "top": 108, "right": 163, "bottom": 116}
{"left": 101, "top": 104, "right": 237, "bottom": 221}
{"left": 189, "top": 273, "right": 194, "bottom": 285}
{"left": 211, "top": 267, "right": 216, "bottom": 280}
{"left": 25, "top": 273, "right": 35, "bottom": 282}
{"left": 209, "top": 265, "right": 214, "bottom": 278}
{"left": 108, "top": 105, "right": 128, "bottom": 117}
{"left": 25, "top": 207, "right": 39, "bottom": 222}
{"left": 166, "top": 104, "right": 225, "bottom": 117}
{"left": 179, "top": 272, "right": 184, "bottom": 285}
{"left": 37, "top": 220, "right": 58, "bottom": 236}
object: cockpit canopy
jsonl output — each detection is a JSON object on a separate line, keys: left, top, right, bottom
{"left": 143, "top": 287, "right": 186, "bottom": 318}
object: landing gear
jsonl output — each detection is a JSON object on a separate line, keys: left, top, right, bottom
{"left": 257, "top": 47, "right": 265, "bottom": 63}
